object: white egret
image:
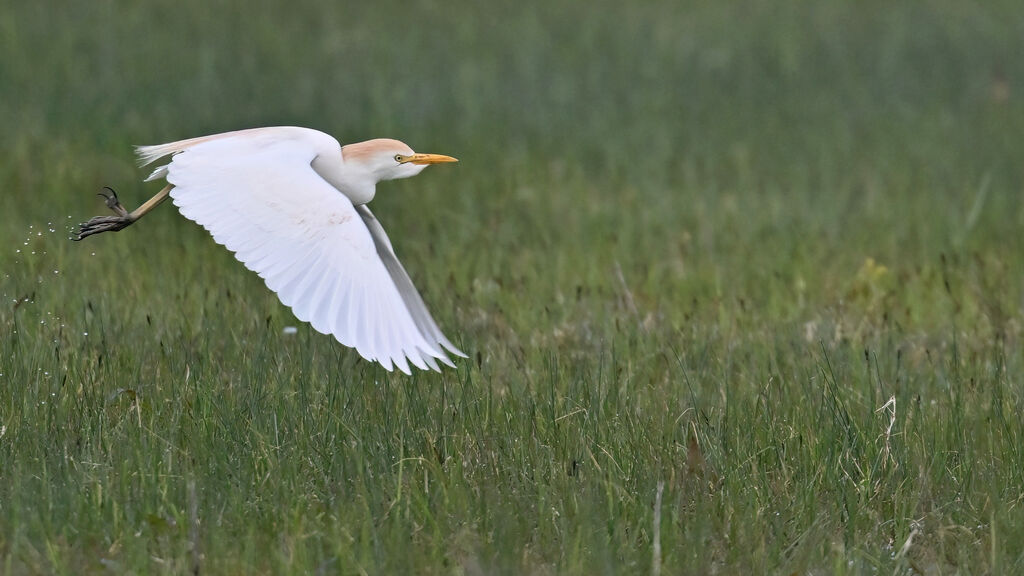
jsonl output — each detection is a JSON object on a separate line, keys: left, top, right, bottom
{"left": 76, "top": 126, "right": 465, "bottom": 374}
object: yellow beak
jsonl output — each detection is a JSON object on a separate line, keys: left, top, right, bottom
{"left": 405, "top": 153, "right": 459, "bottom": 165}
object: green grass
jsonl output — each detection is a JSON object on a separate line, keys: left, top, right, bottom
{"left": 2, "top": 0, "right": 1024, "bottom": 573}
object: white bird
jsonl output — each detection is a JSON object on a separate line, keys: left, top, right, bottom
{"left": 76, "top": 126, "right": 465, "bottom": 374}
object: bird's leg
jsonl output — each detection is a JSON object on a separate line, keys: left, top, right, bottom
{"left": 74, "top": 184, "right": 173, "bottom": 241}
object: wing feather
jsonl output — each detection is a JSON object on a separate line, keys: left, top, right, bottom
{"left": 140, "top": 127, "right": 459, "bottom": 372}
{"left": 329, "top": 276, "right": 356, "bottom": 348}
{"left": 355, "top": 205, "right": 466, "bottom": 359}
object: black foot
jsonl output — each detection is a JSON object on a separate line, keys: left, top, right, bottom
{"left": 74, "top": 187, "right": 135, "bottom": 241}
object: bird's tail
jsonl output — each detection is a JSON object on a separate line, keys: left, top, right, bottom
{"left": 135, "top": 139, "right": 201, "bottom": 167}
{"left": 135, "top": 128, "right": 269, "bottom": 167}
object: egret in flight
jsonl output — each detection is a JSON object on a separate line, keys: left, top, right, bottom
{"left": 76, "top": 126, "right": 465, "bottom": 374}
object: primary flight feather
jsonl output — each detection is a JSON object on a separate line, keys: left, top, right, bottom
{"left": 76, "top": 126, "right": 464, "bottom": 374}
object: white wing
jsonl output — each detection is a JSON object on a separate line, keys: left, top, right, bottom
{"left": 355, "top": 205, "right": 466, "bottom": 359}
{"left": 137, "top": 128, "right": 462, "bottom": 374}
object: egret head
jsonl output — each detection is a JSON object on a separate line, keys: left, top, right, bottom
{"left": 342, "top": 138, "right": 458, "bottom": 182}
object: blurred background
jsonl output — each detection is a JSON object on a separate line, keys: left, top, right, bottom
{"left": 3, "top": 0, "right": 1022, "bottom": 330}
{"left": 2, "top": 1, "right": 1023, "bottom": 573}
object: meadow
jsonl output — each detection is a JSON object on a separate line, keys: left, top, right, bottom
{"left": 2, "top": 1, "right": 1023, "bottom": 573}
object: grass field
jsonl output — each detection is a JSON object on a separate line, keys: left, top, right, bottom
{"left": 2, "top": 1, "right": 1024, "bottom": 573}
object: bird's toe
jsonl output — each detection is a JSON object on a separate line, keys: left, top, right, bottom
{"left": 97, "top": 187, "right": 129, "bottom": 217}
{"left": 74, "top": 215, "right": 133, "bottom": 241}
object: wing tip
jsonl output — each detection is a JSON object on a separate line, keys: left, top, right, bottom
{"left": 362, "top": 344, "right": 462, "bottom": 374}
{"left": 441, "top": 338, "right": 468, "bottom": 359}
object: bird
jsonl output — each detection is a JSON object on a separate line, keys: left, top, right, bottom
{"left": 75, "top": 126, "right": 465, "bottom": 374}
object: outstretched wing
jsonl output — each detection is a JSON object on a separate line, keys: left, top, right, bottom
{"left": 355, "top": 205, "right": 466, "bottom": 359}
{"left": 138, "top": 128, "right": 461, "bottom": 374}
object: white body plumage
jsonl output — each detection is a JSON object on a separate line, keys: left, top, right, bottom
{"left": 134, "top": 126, "right": 463, "bottom": 374}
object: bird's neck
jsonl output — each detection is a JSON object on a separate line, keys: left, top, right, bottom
{"left": 341, "top": 181, "right": 377, "bottom": 206}
{"left": 312, "top": 154, "right": 377, "bottom": 205}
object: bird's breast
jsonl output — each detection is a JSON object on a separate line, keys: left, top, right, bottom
{"left": 311, "top": 155, "right": 377, "bottom": 205}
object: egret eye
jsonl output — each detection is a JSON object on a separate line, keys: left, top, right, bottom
{"left": 394, "top": 154, "right": 404, "bottom": 163}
